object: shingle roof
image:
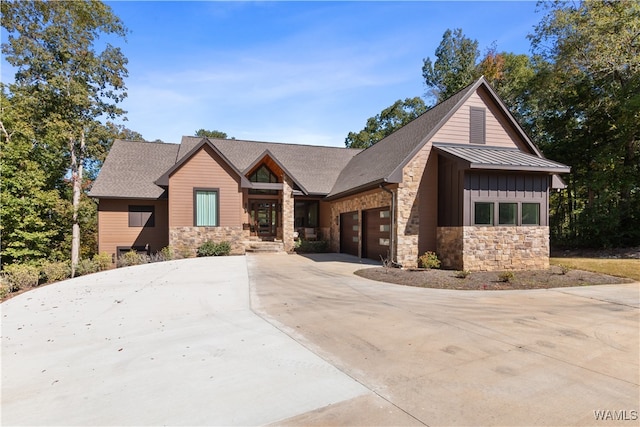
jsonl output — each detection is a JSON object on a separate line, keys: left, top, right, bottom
{"left": 327, "top": 78, "right": 477, "bottom": 198}
{"left": 91, "top": 77, "right": 568, "bottom": 201}
{"left": 181, "top": 137, "right": 362, "bottom": 195}
{"left": 89, "top": 140, "right": 179, "bottom": 199}
{"left": 433, "top": 143, "right": 571, "bottom": 173}
{"left": 90, "top": 137, "right": 361, "bottom": 199}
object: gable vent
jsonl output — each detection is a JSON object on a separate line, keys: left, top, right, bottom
{"left": 470, "top": 106, "right": 486, "bottom": 144}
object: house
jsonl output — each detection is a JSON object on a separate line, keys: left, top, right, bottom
{"left": 89, "top": 77, "right": 570, "bottom": 271}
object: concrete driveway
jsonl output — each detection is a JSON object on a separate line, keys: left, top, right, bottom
{"left": 248, "top": 253, "right": 639, "bottom": 426}
{"left": 2, "top": 254, "right": 639, "bottom": 426}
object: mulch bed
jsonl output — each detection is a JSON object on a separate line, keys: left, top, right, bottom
{"left": 354, "top": 265, "right": 633, "bottom": 291}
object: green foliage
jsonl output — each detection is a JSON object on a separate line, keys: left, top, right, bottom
{"left": 295, "top": 240, "right": 330, "bottom": 253}
{"left": 195, "top": 129, "right": 233, "bottom": 139}
{"left": 455, "top": 270, "right": 471, "bottom": 279}
{"left": 530, "top": 0, "right": 640, "bottom": 247}
{"left": 418, "top": 252, "right": 441, "bottom": 269}
{"left": 1, "top": 0, "right": 130, "bottom": 272}
{"left": 422, "top": 28, "right": 480, "bottom": 103}
{"left": 41, "top": 261, "right": 70, "bottom": 284}
{"left": 92, "top": 252, "right": 112, "bottom": 271}
{"left": 197, "top": 241, "right": 232, "bottom": 257}
{"left": 345, "top": 97, "right": 427, "bottom": 148}
{"left": 118, "top": 250, "right": 147, "bottom": 267}
{"left": 3, "top": 264, "right": 40, "bottom": 291}
{"left": 75, "top": 259, "right": 99, "bottom": 276}
{"left": 498, "top": 271, "right": 515, "bottom": 283}
{"left": 159, "top": 246, "right": 175, "bottom": 261}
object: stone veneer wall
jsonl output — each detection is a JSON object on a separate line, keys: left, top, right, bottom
{"left": 281, "top": 176, "right": 295, "bottom": 252}
{"left": 395, "top": 144, "right": 431, "bottom": 268}
{"left": 438, "top": 226, "right": 549, "bottom": 271}
{"left": 170, "top": 226, "right": 250, "bottom": 258}
{"left": 329, "top": 189, "right": 393, "bottom": 254}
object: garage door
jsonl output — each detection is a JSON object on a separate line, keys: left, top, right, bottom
{"left": 340, "top": 211, "right": 359, "bottom": 256}
{"left": 363, "top": 207, "right": 391, "bottom": 262}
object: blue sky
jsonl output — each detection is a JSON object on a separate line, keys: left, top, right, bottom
{"left": 3, "top": 1, "right": 542, "bottom": 147}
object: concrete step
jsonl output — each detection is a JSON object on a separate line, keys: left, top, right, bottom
{"left": 244, "top": 241, "right": 286, "bottom": 254}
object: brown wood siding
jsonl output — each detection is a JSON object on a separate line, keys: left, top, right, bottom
{"left": 97, "top": 198, "right": 168, "bottom": 257}
{"left": 431, "top": 90, "right": 528, "bottom": 151}
{"left": 319, "top": 200, "right": 331, "bottom": 228}
{"left": 363, "top": 207, "right": 391, "bottom": 261}
{"left": 169, "top": 145, "right": 243, "bottom": 228}
{"left": 437, "top": 155, "right": 464, "bottom": 227}
{"left": 463, "top": 172, "right": 549, "bottom": 226}
{"left": 340, "top": 211, "right": 359, "bottom": 256}
{"left": 417, "top": 150, "right": 439, "bottom": 254}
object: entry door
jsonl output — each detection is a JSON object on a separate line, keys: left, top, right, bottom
{"left": 251, "top": 201, "right": 277, "bottom": 237}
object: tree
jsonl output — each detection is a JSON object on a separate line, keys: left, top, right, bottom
{"left": 0, "top": 89, "right": 69, "bottom": 264}
{"left": 195, "top": 129, "right": 233, "bottom": 139}
{"left": 344, "top": 97, "right": 427, "bottom": 148}
{"left": 2, "top": 0, "right": 129, "bottom": 274}
{"left": 422, "top": 28, "right": 480, "bottom": 103}
{"left": 529, "top": 0, "right": 640, "bottom": 246}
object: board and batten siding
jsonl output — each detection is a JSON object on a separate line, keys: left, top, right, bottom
{"left": 97, "top": 198, "right": 169, "bottom": 257}
{"left": 431, "top": 87, "right": 528, "bottom": 151}
{"left": 168, "top": 145, "right": 244, "bottom": 228}
{"left": 463, "top": 172, "right": 549, "bottom": 226}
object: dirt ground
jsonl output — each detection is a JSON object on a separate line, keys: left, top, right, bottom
{"left": 355, "top": 265, "right": 633, "bottom": 290}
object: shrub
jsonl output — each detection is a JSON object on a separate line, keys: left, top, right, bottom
{"left": 558, "top": 264, "right": 571, "bottom": 275}
{"left": 160, "top": 246, "right": 174, "bottom": 261}
{"left": 93, "top": 252, "right": 112, "bottom": 271}
{"left": 75, "top": 259, "right": 99, "bottom": 276}
{"left": 498, "top": 271, "right": 515, "bottom": 283}
{"left": 455, "top": 270, "right": 470, "bottom": 279}
{"left": 41, "top": 261, "right": 70, "bottom": 283}
{"left": 4, "top": 264, "right": 40, "bottom": 291}
{"left": 197, "top": 240, "right": 231, "bottom": 257}
{"left": 295, "top": 240, "right": 329, "bottom": 253}
{"left": 418, "top": 251, "right": 441, "bottom": 269}
{"left": 117, "top": 250, "right": 150, "bottom": 267}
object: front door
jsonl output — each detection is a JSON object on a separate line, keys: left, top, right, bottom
{"left": 251, "top": 201, "right": 277, "bottom": 237}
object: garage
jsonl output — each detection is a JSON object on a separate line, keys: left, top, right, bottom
{"left": 340, "top": 211, "right": 359, "bottom": 256}
{"left": 362, "top": 207, "right": 391, "bottom": 262}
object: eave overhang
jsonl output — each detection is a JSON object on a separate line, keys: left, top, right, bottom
{"left": 433, "top": 142, "right": 571, "bottom": 174}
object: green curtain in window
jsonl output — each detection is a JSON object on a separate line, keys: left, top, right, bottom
{"left": 196, "top": 191, "right": 218, "bottom": 226}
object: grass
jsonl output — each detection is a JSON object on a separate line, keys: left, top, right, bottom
{"left": 550, "top": 258, "right": 640, "bottom": 281}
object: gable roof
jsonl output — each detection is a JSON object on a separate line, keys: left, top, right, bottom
{"left": 180, "top": 136, "right": 362, "bottom": 195}
{"left": 433, "top": 143, "right": 571, "bottom": 173}
{"left": 90, "top": 137, "right": 361, "bottom": 199}
{"left": 154, "top": 138, "right": 252, "bottom": 188}
{"left": 326, "top": 76, "right": 546, "bottom": 199}
{"left": 88, "top": 140, "right": 179, "bottom": 199}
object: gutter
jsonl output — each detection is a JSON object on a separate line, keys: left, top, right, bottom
{"left": 379, "top": 183, "right": 396, "bottom": 264}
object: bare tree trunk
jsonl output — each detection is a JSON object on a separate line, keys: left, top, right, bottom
{"left": 70, "top": 131, "right": 84, "bottom": 276}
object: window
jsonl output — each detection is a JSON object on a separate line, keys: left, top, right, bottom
{"left": 128, "top": 205, "right": 155, "bottom": 227}
{"left": 249, "top": 165, "right": 279, "bottom": 195}
{"left": 380, "top": 210, "right": 390, "bottom": 218}
{"left": 470, "top": 107, "right": 486, "bottom": 144}
{"left": 379, "top": 238, "right": 390, "bottom": 246}
{"left": 522, "top": 203, "right": 540, "bottom": 225}
{"left": 499, "top": 203, "right": 517, "bottom": 225}
{"left": 474, "top": 202, "right": 494, "bottom": 225}
{"left": 294, "top": 201, "right": 319, "bottom": 228}
{"left": 194, "top": 189, "right": 219, "bottom": 226}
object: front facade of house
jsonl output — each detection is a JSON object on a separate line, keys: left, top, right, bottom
{"left": 90, "top": 78, "right": 569, "bottom": 271}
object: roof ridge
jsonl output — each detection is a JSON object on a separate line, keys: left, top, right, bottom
{"left": 196, "top": 136, "right": 362, "bottom": 152}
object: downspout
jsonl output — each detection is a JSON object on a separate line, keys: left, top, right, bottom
{"left": 379, "top": 183, "right": 396, "bottom": 264}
